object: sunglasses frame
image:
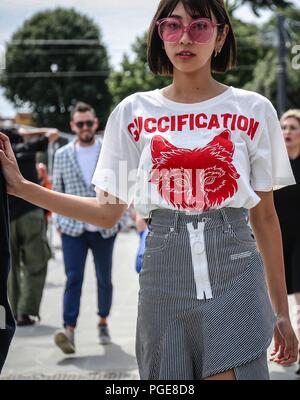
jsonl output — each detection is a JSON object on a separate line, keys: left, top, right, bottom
{"left": 156, "top": 17, "right": 224, "bottom": 44}
{"left": 75, "top": 120, "right": 95, "bottom": 129}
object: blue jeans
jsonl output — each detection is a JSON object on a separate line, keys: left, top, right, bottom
{"left": 61, "top": 231, "right": 116, "bottom": 328}
{"left": 135, "top": 228, "right": 149, "bottom": 273}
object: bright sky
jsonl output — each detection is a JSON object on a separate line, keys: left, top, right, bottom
{"left": 0, "top": 0, "right": 299, "bottom": 117}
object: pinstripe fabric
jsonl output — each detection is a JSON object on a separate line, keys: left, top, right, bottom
{"left": 234, "top": 352, "right": 269, "bottom": 380}
{"left": 136, "top": 207, "right": 277, "bottom": 380}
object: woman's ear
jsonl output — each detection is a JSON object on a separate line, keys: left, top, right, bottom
{"left": 217, "top": 24, "right": 229, "bottom": 47}
{"left": 214, "top": 25, "right": 228, "bottom": 57}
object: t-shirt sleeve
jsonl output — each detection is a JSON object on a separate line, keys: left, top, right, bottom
{"left": 249, "top": 104, "right": 296, "bottom": 192}
{"left": 92, "top": 108, "right": 141, "bottom": 205}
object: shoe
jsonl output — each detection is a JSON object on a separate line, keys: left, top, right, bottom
{"left": 54, "top": 328, "right": 75, "bottom": 354}
{"left": 16, "top": 314, "right": 36, "bottom": 327}
{"left": 98, "top": 323, "right": 111, "bottom": 345}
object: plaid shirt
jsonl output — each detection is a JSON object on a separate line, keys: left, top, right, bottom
{"left": 52, "top": 139, "right": 128, "bottom": 238}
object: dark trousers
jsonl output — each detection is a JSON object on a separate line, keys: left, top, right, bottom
{"left": 0, "top": 171, "right": 15, "bottom": 373}
{"left": 61, "top": 231, "right": 116, "bottom": 328}
{"left": 9, "top": 209, "right": 51, "bottom": 317}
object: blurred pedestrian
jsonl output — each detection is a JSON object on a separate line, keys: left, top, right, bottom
{"left": 273, "top": 109, "right": 300, "bottom": 374}
{"left": 3, "top": 127, "right": 59, "bottom": 326}
{"left": 0, "top": 165, "right": 15, "bottom": 372}
{"left": 133, "top": 210, "right": 148, "bottom": 274}
{"left": 52, "top": 102, "right": 127, "bottom": 354}
{"left": 37, "top": 162, "right": 53, "bottom": 222}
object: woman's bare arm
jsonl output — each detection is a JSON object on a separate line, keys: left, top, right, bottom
{"left": 20, "top": 181, "right": 126, "bottom": 228}
{"left": 0, "top": 132, "right": 127, "bottom": 228}
{"left": 250, "top": 191, "right": 298, "bottom": 365}
{"left": 250, "top": 191, "right": 289, "bottom": 316}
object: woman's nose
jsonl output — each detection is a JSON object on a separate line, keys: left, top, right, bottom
{"left": 179, "top": 29, "right": 193, "bottom": 45}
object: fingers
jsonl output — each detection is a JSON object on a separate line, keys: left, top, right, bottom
{"left": 0, "top": 149, "right": 9, "bottom": 163}
{"left": 270, "top": 345, "right": 284, "bottom": 362}
{"left": 0, "top": 132, "right": 7, "bottom": 151}
{"left": 271, "top": 340, "right": 298, "bottom": 366}
{"left": 271, "top": 318, "right": 299, "bottom": 366}
{"left": 0, "top": 132, "right": 15, "bottom": 159}
{"left": 283, "top": 336, "right": 299, "bottom": 365}
{"left": 270, "top": 340, "right": 280, "bottom": 358}
{"left": 270, "top": 329, "right": 280, "bottom": 359}
{"left": 0, "top": 131, "right": 9, "bottom": 142}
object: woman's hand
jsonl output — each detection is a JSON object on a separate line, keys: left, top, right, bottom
{"left": 0, "top": 132, "right": 24, "bottom": 196}
{"left": 270, "top": 316, "right": 299, "bottom": 366}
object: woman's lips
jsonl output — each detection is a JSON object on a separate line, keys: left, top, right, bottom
{"left": 176, "top": 51, "right": 196, "bottom": 60}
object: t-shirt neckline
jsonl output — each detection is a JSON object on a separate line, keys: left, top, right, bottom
{"left": 75, "top": 140, "right": 100, "bottom": 151}
{"left": 153, "top": 86, "right": 234, "bottom": 110}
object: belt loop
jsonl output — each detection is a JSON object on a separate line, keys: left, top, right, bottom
{"left": 243, "top": 207, "right": 249, "bottom": 223}
{"left": 171, "top": 211, "right": 179, "bottom": 233}
{"left": 148, "top": 210, "right": 153, "bottom": 229}
{"left": 220, "top": 208, "right": 230, "bottom": 226}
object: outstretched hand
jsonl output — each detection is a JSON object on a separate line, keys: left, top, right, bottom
{"left": 0, "top": 132, "right": 24, "bottom": 196}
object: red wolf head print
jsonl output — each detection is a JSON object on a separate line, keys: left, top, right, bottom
{"left": 149, "top": 130, "right": 240, "bottom": 211}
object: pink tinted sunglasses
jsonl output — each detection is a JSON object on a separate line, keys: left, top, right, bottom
{"left": 156, "top": 17, "right": 224, "bottom": 44}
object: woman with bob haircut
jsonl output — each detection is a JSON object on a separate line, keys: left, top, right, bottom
{"left": 0, "top": 0, "right": 298, "bottom": 380}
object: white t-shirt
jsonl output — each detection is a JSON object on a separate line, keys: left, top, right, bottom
{"left": 92, "top": 87, "right": 296, "bottom": 218}
{"left": 76, "top": 140, "right": 101, "bottom": 231}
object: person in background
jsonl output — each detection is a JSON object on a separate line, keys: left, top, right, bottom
{"left": 37, "top": 162, "right": 53, "bottom": 222}
{"left": 273, "top": 109, "right": 300, "bottom": 375}
{"left": 2, "top": 127, "right": 59, "bottom": 326}
{"left": 0, "top": 165, "right": 15, "bottom": 372}
{"left": 130, "top": 209, "right": 148, "bottom": 274}
{"left": 52, "top": 102, "right": 128, "bottom": 354}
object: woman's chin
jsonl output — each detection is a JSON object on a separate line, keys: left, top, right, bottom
{"left": 173, "top": 61, "right": 211, "bottom": 75}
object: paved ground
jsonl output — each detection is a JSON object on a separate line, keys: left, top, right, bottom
{"left": 1, "top": 228, "right": 299, "bottom": 380}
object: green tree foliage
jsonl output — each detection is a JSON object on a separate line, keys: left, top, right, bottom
{"left": 0, "top": 8, "right": 111, "bottom": 130}
{"left": 244, "top": 0, "right": 292, "bottom": 15}
{"left": 244, "top": 6, "right": 300, "bottom": 110}
{"left": 228, "top": 0, "right": 292, "bottom": 15}
{"left": 216, "top": 17, "right": 268, "bottom": 88}
{"left": 108, "top": 34, "right": 172, "bottom": 109}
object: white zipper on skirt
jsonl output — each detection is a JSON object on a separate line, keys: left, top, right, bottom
{"left": 187, "top": 221, "right": 213, "bottom": 301}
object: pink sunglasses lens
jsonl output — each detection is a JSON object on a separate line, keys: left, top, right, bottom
{"left": 159, "top": 20, "right": 182, "bottom": 42}
{"left": 189, "top": 20, "right": 214, "bottom": 43}
{"left": 158, "top": 19, "right": 214, "bottom": 43}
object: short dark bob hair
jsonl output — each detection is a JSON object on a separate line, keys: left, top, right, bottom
{"left": 148, "top": 0, "right": 237, "bottom": 75}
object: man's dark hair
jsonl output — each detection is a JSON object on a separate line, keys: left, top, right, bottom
{"left": 70, "top": 102, "right": 96, "bottom": 121}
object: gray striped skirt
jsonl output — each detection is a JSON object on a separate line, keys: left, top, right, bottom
{"left": 136, "top": 207, "right": 277, "bottom": 380}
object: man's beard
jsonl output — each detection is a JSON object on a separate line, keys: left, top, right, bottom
{"left": 79, "top": 133, "right": 95, "bottom": 144}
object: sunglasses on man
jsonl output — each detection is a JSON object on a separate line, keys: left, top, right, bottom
{"left": 74, "top": 120, "right": 95, "bottom": 129}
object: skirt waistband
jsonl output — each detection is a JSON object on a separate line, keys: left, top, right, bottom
{"left": 148, "top": 207, "right": 249, "bottom": 231}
